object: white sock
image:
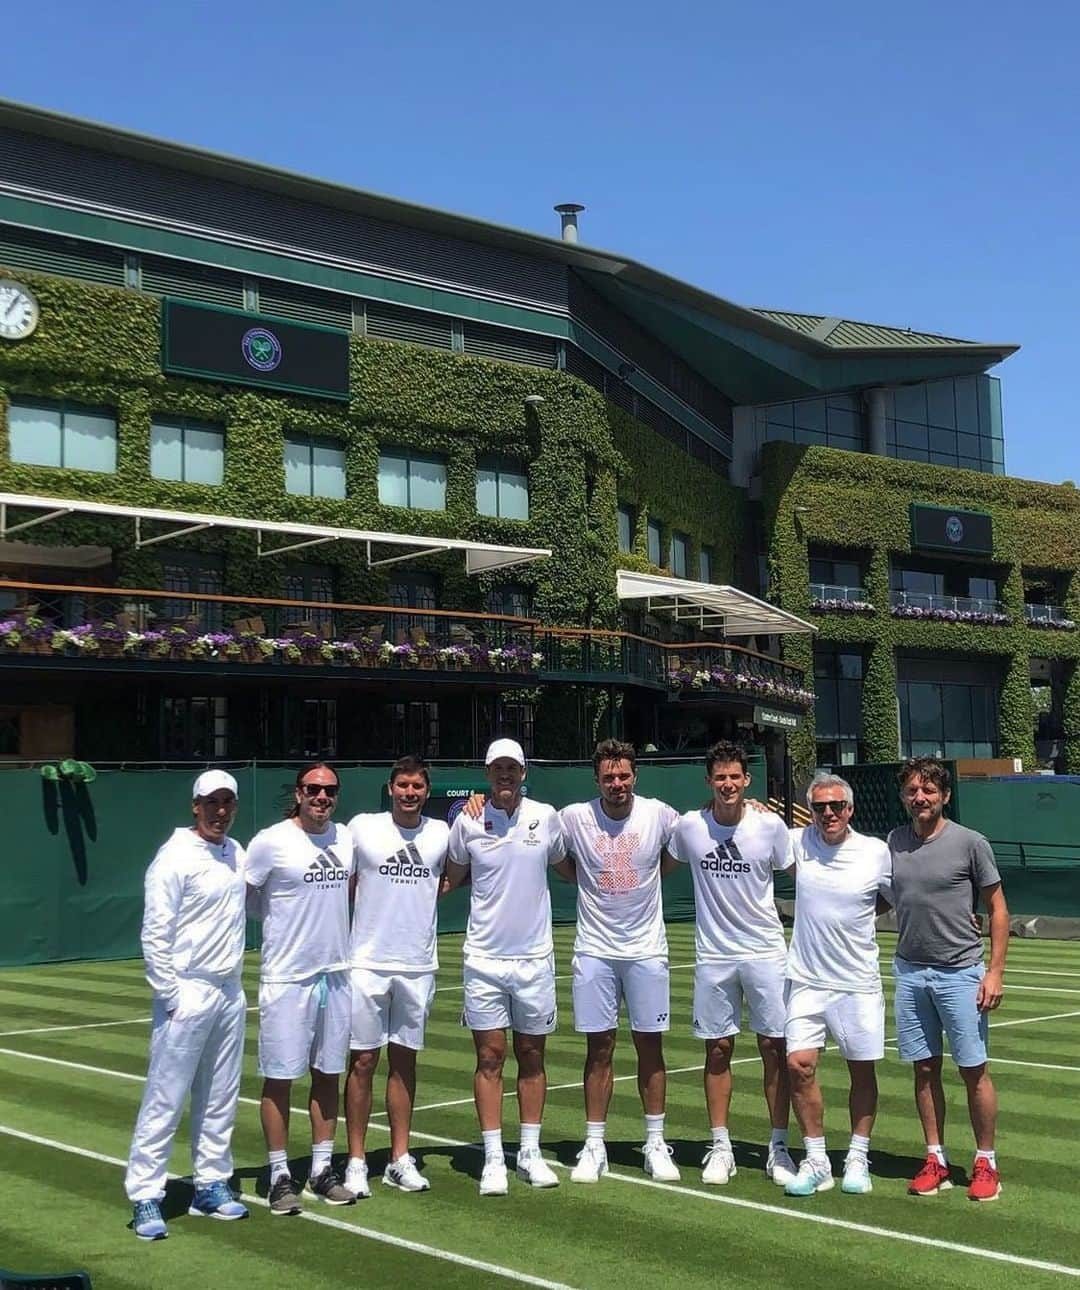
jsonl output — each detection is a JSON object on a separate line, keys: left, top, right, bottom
{"left": 769, "top": 1128, "right": 789, "bottom": 1149}
{"left": 347, "top": 1155, "right": 365, "bottom": 1171}
{"left": 848, "top": 1134, "right": 871, "bottom": 1160}
{"left": 975, "top": 1148, "right": 997, "bottom": 1168}
{"left": 311, "top": 1140, "right": 333, "bottom": 1177}
{"left": 711, "top": 1126, "right": 731, "bottom": 1148}
{"left": 644, "top": 1113, "right": 666, "bottom": 1144}
{"left": 803, "top": 1135, "right": 828, "bottom": 1162}
{"left": 482, "top": 1129, "right": 504, "bottom": 1162}
{"left": 268, "top": 1150, "right": 290, "bottom": 1184}
{"left": 585, "top": 1120, "right": 606, "bottom": 1144}
{"left": 519, "top": 1123, "right": 541, "bottom": 1153}
{"left": 927, "top": 1144, "right": 947, "bottom": 1165}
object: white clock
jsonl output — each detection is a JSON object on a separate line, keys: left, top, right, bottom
{"left": 0, "top": 279, "right": 39, "bottom": 340}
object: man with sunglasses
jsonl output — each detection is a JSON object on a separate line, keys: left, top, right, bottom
{"left": 246, "top": 763, "right": 356, "bottom": 1214}
{"left": 782, "top": 772, "right": 892, "bottom": 1198}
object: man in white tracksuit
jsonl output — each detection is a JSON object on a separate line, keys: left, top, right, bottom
{"left": 125, "top": 770, "right": 249, "bottom": 1240}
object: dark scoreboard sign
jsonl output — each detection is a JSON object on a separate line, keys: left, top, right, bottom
{"left": 162, "top": 299, "right": 350, "bottom": 400}
{"left": 910, "top": 503, "right": 993, "bottom": 556}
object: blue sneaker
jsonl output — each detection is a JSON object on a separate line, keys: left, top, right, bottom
{"left": 784, "top": 1156, "right": 834, "bottom": 1197}
{"left": 188, "top": 1181, "right": 249, "bottom": 1220}
{"left": 131, "top": 1199, "right": 168, "bottom": 1240}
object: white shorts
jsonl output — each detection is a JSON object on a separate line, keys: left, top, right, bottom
{"left": 350, "top": 967, "right": 436, "bottom": 1052}
{"left": 572, "top": 954, "right": 670, "bottom": 1033}
{"left": 693, "top": 955, "right": 787, "bottom": 1040}
{"left": 462, "top": 954, "right": 557, "bottom": 1035}
{"left": 785, "top": 982, "right": 885, "bottom": 1061}
{"left": 258, "top": 969, "right": 351, "bottom": 1079}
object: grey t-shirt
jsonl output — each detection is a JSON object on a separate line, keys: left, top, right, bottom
{"left": 887, "top": 821, "right": 1001, "bottom": 968}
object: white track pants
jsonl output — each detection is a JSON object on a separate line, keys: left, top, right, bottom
{"left": 125, "top": 977, "right": 247, "bottom": 1202}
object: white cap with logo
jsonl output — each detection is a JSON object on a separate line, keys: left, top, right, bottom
{"left": 484, "top": 738, "right": 527, "bottom": 768}
{"left": 192, "top": 770, "right": 239, "bottom": 800}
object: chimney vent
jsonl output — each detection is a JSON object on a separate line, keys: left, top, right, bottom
{"left": 554, "top": 203, "right": 585, "bottom": 243}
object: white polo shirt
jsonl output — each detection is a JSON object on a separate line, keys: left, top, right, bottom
{"left": 560, "top": 796, "right": 679, "bottom": 960}
{"left": 448, "top": 799, "right": 565, "bottom": 960}
{"left": 245, "top": 818, "right": 354, "bottom": 982}
{"left": 787, "top": 825, "right": 892, "bottom": 993}
{"left": 348, "top": 812, "right": 448, "bottom": 973}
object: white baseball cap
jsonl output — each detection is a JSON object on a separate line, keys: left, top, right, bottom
{"left": 192, "top": 770, "right": 239, "bottom": 800}
{"left": 484, "top": 738, "right": 527, "bottom": 768}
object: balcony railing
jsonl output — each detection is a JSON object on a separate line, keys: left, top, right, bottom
{"left": 890, "top": 590, "right": 1008, "bottom": 623}
{"left": 1024, "top": 603, "right": 1076, "bottom": 629}
{"left": 0, "top": 580, "right": 809, "bottom": 701}
{"left": 808, "top": 583, "right": 875, "bottom": 612}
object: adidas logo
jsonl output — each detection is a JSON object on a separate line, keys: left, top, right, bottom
{"left": 379, "top": 841, "right": 431, "bottom": 879}
{"left": 700, "top": 839, "right": 751, "bottom": 875}
{"left": 303, "top": 851, "right": 350, "bottom": 884}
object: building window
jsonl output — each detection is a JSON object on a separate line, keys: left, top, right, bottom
{"left": 388, "top": 573, "right": 439, "bottom": 637}
{"left": 162, "top": 697, "right": 227, "bottom": 759}
{"left": 647, "top": 519, "right": 663, "bottom": 567}
{"left": 669, "top": 531, "right": 690, "bottom": 578}
{"left": 8, "top": 398, "right": 117, "bottom": 473}
{"left": 898, "top": 680, "right": 997, "bottom": 759}
{"left": 150, "top": 417, "right": 224, "bottom": 485}
{"left": 392, "top": 702, "right": 439, "bottom": 757}
{"left": 617, "top": 504, "right": 636, "bottom": 554}
{"left": 486, "top": 583, "right": 532, "bottom": 619}
{"left": 286, "top": 698, "right": 337, "bottom": 760}
{"left": 378, "top": 449, "right": 447, "bottom": 510}
{"left": 814, "top": 649, "right": 865, "bottom": 767}
{"left": 699, "top": 546, "right": 714, "bottom": 583}
{"left": 476, "top": 456, "right": 529, "bottom": 520}
{"left": 496, "top": 699, "right": 535, "bottom": 758}
{"left": 161, "top": 554, "right": 225, "bottom": 631}
{"left": 284, "top": 432, "right": 346, "bottom": 499}
{"left": 282, "top": 563, "right": 335, "bottom": 634}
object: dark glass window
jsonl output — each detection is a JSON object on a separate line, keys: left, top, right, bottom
{"left": 160, "top": 553, "right": 224, "bottom": 631}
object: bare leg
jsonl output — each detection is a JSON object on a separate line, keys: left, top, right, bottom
{"left": 583, "top": 1030, "right": 617, "bottom": 1123}
{"left": 847, "top": 1061, "right": 878, "bottom": 1139}
{"left": 758, "top": 1034, "right": 790, "bottom": 1130}
{"left": 260, "top": 1078, "right": 292, "bottom": 1153}
{"left": 787, "top": 1048, "right": 823, "bottom": 1139}
{"left": 913, "top": 1057, "right": 946, "bottom": 1148}
{"left": 631, "top": 1030, "right": 666, "bottom": 1116}
{"left": 344, "top": 1048, "right": 380, "bottom": 1159}
{"left": 309, "top": 1068, "right": 339, "bottom": 1144}
{"left": 958, "top": 1063, "right": 997, "bottom": 1151}
{"left": 385, "top": 1043, "right": 418, "bottom": 1160}
{"left": 513, "top": 1031, "right": 548, "bottom": 1125}
{"left": 473, "top": 1029, "right": 507, "bottom": 1132}
{"left": 703, "top": 1036, "right": 735, "bottom": 1127}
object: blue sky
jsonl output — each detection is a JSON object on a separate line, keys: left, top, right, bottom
{"left": 5, "top": 0, "right": 1078, "bottom": 482}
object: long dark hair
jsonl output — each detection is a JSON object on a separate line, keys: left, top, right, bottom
{"left": 285, "top": 761, "right": 341, "bottom": 818}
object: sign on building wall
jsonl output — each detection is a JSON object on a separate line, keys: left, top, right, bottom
{"left": 910, "top": 503, "right": 993, "bottom": 556}
{"left": 753, "top": 705, "right": 801, "bottom": 731}
{"left": 162, "top": 300, "right": 350, "bottom": 400}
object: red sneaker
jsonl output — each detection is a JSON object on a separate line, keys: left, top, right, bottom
{"left": 908, "top": 1155, "right": 953, "bottom": 1196}
{"left": 968, "top": 1156, "right": 1001, "bottom": 1202}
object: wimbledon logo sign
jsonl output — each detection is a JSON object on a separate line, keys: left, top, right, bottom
{"left": 241, "top": 327, "right": 283, "bottom": 373}
{"left": 945, "top": 515, "right": 965, "bottom": 544}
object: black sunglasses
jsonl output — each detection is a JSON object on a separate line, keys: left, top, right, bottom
{"left": 810, "top": 799, "right": 849, "bottom": 815}
{"left": 299, "top": 782, "right": 339, "bottom": 799}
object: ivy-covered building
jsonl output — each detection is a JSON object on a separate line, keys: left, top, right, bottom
{"left": 0, "top": 98, "right": 1073, "bottom": 778}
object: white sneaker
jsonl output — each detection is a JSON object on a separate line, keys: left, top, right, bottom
{"left": 343, "top": 1159, "right": 370, "bottom": 1199}
{"left": 841, "top": 1152, "right": 872, "bottom": 1195}
{"left": 784, "top": 1155, "right": 835, "bottom": 1197}
{"left": 515, "top": 1148, "right": 559, "bottom": 1188}
{"left": 701, "top": 1145, "right": 736, "bottom": 1185}
{"left": 570, "top": 1140, "right": 609, "bottom": 1184}
{"left": 767, "top": 1144, "right": 797, "bottom": 1187}
{"left": 479, "top": 1158, "right": 508, "bottom": 1196}
{"left": 383, "top": 1154, "right": 430, "bottom": 1193}
{"left": 643, "top": 1139, "right": 681, "bottom": 1182}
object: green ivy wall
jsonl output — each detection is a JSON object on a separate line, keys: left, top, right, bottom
{"left": 762, "top": 442, "right": 1080, "bottom": 776}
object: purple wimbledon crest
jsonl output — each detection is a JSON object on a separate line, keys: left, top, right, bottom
{"left": 241, "top": 327, "right": 282, "bottom": 372}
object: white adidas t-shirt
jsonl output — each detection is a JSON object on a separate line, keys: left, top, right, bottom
{"left": 787, "top": 825, "right": 892, "bottom": 993}
{"left": 245, "top": 818, "right": 354, "bottom": 982}
{"left": 669, "top": 806, "right": 792, "bottom": 962}
{"left": 448, "top": 799, "right": 565, "bottom": 960}
{"left": 560, "top": 796, "right": 679, "bottom": 960}
{"left": 348, "top": 812, "right": 448, "bottom": 972}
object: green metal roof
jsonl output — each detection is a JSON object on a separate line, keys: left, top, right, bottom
{"left": 0, "top": 99, "right": 1021, "bottom": 405}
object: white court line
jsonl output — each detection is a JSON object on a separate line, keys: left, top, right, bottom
{"left": 1005, "top": 968, "right": 1080, "bottom": 979}
{"left": 986, "top": 1009, "right": 1080, "bottom": 1029}
{"left": 0, "top": 1015, "right": 155, "bottom": 1038}
{"left": 999, "top": 984, "right": 1080, "bottom": 996}
{"left": 0, "top": 1055, "right": 1077, "bottom": 1282}
{"left": 0, "top": 1124, "right": 578, "bottom": 1290}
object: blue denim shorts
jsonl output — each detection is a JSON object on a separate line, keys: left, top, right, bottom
{"left": 892, "top": 956, "right": 989, "bottom": 1068}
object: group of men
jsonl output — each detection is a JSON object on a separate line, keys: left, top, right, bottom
{"left": 124, "top": 735, "right": 1009, "bottom": 1240}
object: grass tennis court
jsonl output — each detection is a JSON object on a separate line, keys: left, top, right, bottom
{"left": 0, "top": 926, "right": 1077, "bottom": 1289}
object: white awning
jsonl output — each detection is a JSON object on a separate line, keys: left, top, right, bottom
{"left": 617, "top": 569, "right": 816, "bottom": 636}
{"left": 0, "top": 492, "right": 550, "bottom": 576}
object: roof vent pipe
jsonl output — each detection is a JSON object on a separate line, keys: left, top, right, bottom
{"left": 554, "top": 203, "right": 585, "bottom": 243}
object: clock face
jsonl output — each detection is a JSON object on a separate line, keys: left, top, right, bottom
{"left": 0, "top": 280, "right": 39, "bottom": 340}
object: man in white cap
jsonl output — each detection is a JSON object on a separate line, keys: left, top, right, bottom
{"left": 446, "top": 738, "right": 573, "bottom": 1196}
{"left": 125, "top": 770, "right": 249, "bottom": 1240}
